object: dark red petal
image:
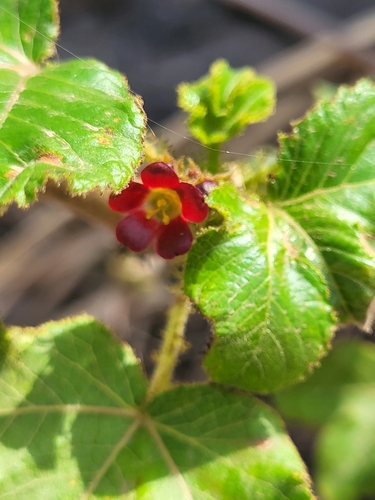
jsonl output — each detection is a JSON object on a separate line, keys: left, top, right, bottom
{"left": 155, "top": 217, "right": 193, "bottom": 259}
{"left": 116, "top": 211, "right": 160, "bottom": 252}
{"left": 174, "top": 182, "right": 209, "bottom": 223}
{"left": 141, "top": 162, "right": 180, "bottom": 188}
{"left": 109, "top": 182, "right": 149, "bottom": 213}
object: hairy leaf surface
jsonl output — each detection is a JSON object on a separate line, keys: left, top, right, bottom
{"left": 271, "top": 80, "right": 375, "bottom": 320}
{"left": 0, "top": 0, "right": 145, "bottom": 212}
{"left": 185, "top": 80, "right": 375, "bottom": 392}
{"left": 0, "top": 315, "right": 315, "bottom": 499}
{"left": 177, "top": 59, "right": 275, "bottom": 146}
{"left": 185, "top": 185, "right": 334, "bottom": 393}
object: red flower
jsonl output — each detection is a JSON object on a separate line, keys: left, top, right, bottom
{"left": 109, "top": 162, "right": 209, "bottom": 259}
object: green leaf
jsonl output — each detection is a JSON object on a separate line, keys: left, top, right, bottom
{"left": 0, "top": 0, "right": 145, "bottom": 212}
{"left": 146, "top": 389, "right": 314, "bottom": 500}
{"left": 0, "top": 315, "right": 315, "bottom": 499}
{"left": 177, "top": 59, "right": 275, "bottom": 146}
{"left": 275, "top": 341, "right": 375, "bottom": 500}
{"left": 316, "top": 386, "right": 375, "bottom": 500}
{"left": 185, "top": 80, "right": 375, "bottom": 392}
{"left": 270, "top": 79, "right": 375, "bottom": 321}
{"left": 185, "top": 185, "right": 335, "bottom": 393}
{"left": 0, "top": 0, "right": 58, "bottom": 63}
{"left": 275, "top": 340, "right": 375, "bottom": 426}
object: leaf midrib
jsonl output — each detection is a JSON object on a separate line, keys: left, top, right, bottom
{"left": 144, "top": 417, "right": 194, "bottom": 500}
{"left": 0, "top": 404, "right": 137, "bottom": 418}
{"left": 277, "top": 178, "right": 375, "bottom": 208}
{"left": 0, "top": 67, "right": 38, "bottom": 128}
{"left": 242, "top": 206, "right": 288, "bottom": 384}
{"left": 81, "top": 418, "right": 141, "bottom": 500}
{"left": 0, "top": 42, "right": 30, "bottom": 66}
{"left": 151, "top": 420, "right": 297, "bottom": 500}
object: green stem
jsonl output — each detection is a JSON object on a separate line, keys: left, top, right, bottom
{"left": 145, "top": 293, "right": 191, "bottom": 403}
{"left": 207, "top": 143, "right": 221, "bottom": 174}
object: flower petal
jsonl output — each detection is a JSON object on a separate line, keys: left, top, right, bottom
{"left": 116, "top": 211, "right": 160, "bottom": 252}
{"left": 174, "top": 182, "right": 209, "bottom": 222}
{"left": 141, "top": 162, "right": 180, "bottom": 188}
{"left": 109, "top": 182, "right": 149, "bottom": 212}
{"left": 155, "top": 216, "right": 193, "bottom": 259}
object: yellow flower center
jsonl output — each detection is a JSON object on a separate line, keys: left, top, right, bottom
{"left": 144, "top": 188, "right": 182, "bottom": 225}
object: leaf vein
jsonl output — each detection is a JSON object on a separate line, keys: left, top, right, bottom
{"left": 51, "top": 347, "right": 133, "bottom": 409}
{"left": 278, "top": 178, "right": 375, "bottom": 207}
{"left": 80, "top": 417, "right": 141, "bottom": 500}
{"left": 144, "top": 417, "right": 194, "bottom": 500}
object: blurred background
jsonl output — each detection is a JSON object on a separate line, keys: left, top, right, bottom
{"left": 2, "top": 0, "right": 375, "bottom": 490}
